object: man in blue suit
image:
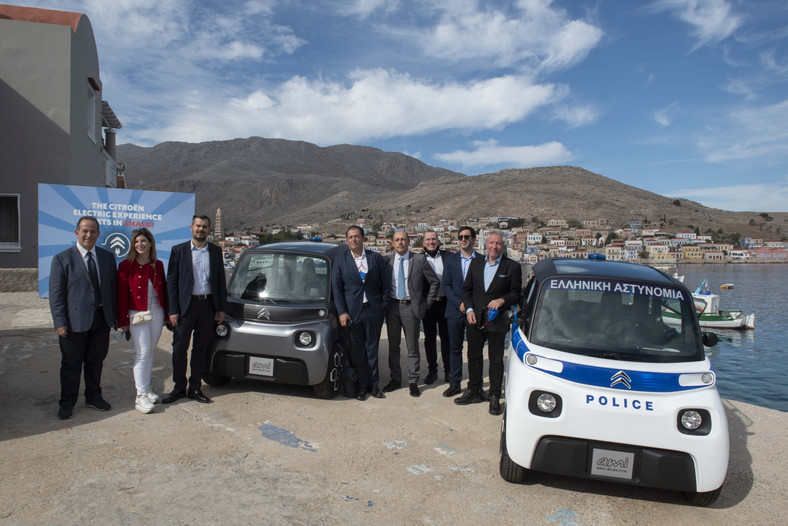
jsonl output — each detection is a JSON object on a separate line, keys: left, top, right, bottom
{"left": 163, "top": 215, "right": 227, "bottom": 404}
{"left": 441, "top": 226, "right": 480, "bottom": 398}
{"left": 332, "top": 225, "right": 390, "bottom": 400}
{"left": 49, "top": 216, "right": 118, "bottom": 420}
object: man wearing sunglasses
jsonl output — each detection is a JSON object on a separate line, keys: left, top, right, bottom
{"left": 441, "top": 226, "right": 480, "bottom": 399}
{"left": 458, "top": 229, "right": 521, "bottom": 415}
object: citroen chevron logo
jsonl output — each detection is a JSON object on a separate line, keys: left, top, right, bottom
{"left": 610, "top": 371, "right": 632, "bottom": 389}
{"left": 103, "top": 233, "right": 130, "bottom": 258}
{"left": 256, "top": 307, "right": 271, "bottom": 320}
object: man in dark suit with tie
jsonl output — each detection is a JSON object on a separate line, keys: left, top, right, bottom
{"left": 332, "top": 225, "right": 390, "bottom": 400}
{"left": 163, "top": 215, "right": 227, "bottom": 404}
{"left": 441, "top": 226, "right": 480, "bottom": 398}
{"left": 49, "top": 216, "right": 118, "bottom": 420}
{"left": 458, "top": 229, "right": 521, "bottom": 415}
{"left": 382, "top": 230, "right": 440, "bottom": 397}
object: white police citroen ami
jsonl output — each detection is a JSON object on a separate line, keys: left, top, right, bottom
{"left": 500, "top": 258, "right": 728, "bottom": 506}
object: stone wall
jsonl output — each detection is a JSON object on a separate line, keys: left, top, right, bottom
{"left": 0, "top": 269, "right": 38, "bottom": 292}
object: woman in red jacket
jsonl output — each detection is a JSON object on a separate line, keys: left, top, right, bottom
{"left": 117, "top": 228, "right": 168, "bottom": 414}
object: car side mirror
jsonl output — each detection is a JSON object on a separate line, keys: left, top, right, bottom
{"left": 702, "top": 332, "right": 718, "bottom": 347}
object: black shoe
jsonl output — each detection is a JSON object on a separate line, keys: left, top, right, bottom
{"left": 443, "top": 384, "right": 462, "bottom": 398}
{"left": 424, "top": 371, "right": 438, "bottom": 385}
{"left": 371, "top": 388, "right": 385, "bottom": 399}
{"left": 489, "top": 395, "right": 503, "bottom": 415}
{"left": 187, "top": 389, "right": 212, "bottom": 403}
{"left": 85, "top": 398, "right": 111, "bottom": 411}
{"left": 57, "top": 404, "right": 73, "bottom": 420}
{"left": 409, "top": 383, "right": 421, "bottom": 397}
{"left": 479, "top": 389, "right": 490, "bottom": 402}
{"left": 356, "top": 391, "right": 367, "bottom": 401}
{"left": 382, "top": 379, "right": 402, "bottom": 393}
{"left": 454, "top": 389, "right": 484, "bottom": 405}
{"left": 162, "top": 388, "right": 187, "bottom": 404}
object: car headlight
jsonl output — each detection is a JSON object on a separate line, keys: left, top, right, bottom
{"left": 215, "top": 323, "right": 229, "bottom": 337}
{"left": 676, "top": 408, "right": 711, "bottom": 435}
{"left": 528, "top": 390, "right": 562, "bottom": 418}
{"left": 680, "top": 410, "right": 702, "bottom": 430}
{"left": 537, "top": 393, "right": 557, "bottom": 413}
{"left": 296, "top": 331, "right": 314, "bottom": 347}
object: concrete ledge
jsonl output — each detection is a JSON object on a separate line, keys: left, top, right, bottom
{"left": 0, "top": 268, "right": 38, "bottom": 292}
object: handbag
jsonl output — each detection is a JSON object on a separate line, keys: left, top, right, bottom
{"left": 131, "top": 310, "right": 152, "bottom": 325}
{"left": 129, "top": 261, "right": 156, "bottom": 326}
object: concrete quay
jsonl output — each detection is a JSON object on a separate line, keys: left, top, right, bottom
{"left": 0, "top": 291, "right": 785, "bottom": 525}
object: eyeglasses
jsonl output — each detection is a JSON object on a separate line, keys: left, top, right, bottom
{"left": 457, "top": 235, "right": 473, "bottom": 240}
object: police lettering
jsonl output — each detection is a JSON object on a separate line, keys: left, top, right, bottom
{"left": 586, "top": 394, "right": 653, "bottom": 411}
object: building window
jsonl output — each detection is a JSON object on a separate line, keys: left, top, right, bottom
{"left": 0, "top": 195, "right": 21, "bottom": 251}
{"left": 87, "top": 85, "right": 97, "bottom": 142}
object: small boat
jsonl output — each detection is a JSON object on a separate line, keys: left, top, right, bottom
{"left": 720, "top": 283, "right": 734, "bottom": 289}
{"left": 664, "top": 280, "right": 754, "bottom": 330}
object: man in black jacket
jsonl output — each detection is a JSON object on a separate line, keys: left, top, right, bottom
{"left": 457, "top": 230, "right": 521, "bottom": 415}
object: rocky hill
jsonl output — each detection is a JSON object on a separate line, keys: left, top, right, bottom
{"left": 118, "top": 138, "right": 787, "bottom": 240}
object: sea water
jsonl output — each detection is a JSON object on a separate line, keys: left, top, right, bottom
{"left": 678, "top": 264, "right": 787, "bottom": 412}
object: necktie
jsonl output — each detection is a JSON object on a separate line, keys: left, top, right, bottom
{"left": 87, "top": 251, "right": 102, "bottom": 308}
{"left": 397, "top": 256, "right": 406, "bottom": 300}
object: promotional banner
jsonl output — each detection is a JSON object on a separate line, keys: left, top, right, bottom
{"left": 38, "top": 184, "right": 196, "bottom": 297}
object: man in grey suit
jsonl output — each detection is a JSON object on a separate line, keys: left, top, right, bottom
{"left": 49, "top": 216, "right": 117, "bottom": 420}
{"left": 383, "top": 230, "right": 440, "bottom": 397}
{"left": 163, "top": 215, "right": 227, "bottom": 404}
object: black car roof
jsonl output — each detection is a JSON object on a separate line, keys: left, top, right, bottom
{"left": 532, "top": 258, "right": 678, "bottom": 285}
{"left": 244, "top": 241, "right": 343, "bottom": 259}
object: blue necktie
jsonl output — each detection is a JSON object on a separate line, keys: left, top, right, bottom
{"left": 397, "top": 256, "right": 406, "bottom": 300}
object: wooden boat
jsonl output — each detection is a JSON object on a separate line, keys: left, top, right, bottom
{"left": 664, "top": 280, "right": 755, "bottom": 330}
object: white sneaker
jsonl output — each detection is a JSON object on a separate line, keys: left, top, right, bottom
{"left": 146, "top": 390, "right": 160, "bottom": 404}
{"left": 135, "top": 395, "right": 154, "bottom": 414}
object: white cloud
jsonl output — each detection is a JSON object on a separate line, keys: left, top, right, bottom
{"left": 434, "top": 139, "right": 574, "bottom": 169}
{"left": 415, "top": 0, "right": 603, "bottom": 73}
{"left": 652, "top": 0, "right": 743, "bottom": 50}
{"left": 699, "top": 99, "right": 788, "bottom": 162}
{"left": 675, "top": 180, "right": 788, "bottom": 212}
{"left": 553, "top": 104, "right": 601, "bottom": 128}
{"left": 653, "top": 102, "right": 679, "bottom": 127}
{"left": 147, "top": 71, "right": 563, "bottom": 145}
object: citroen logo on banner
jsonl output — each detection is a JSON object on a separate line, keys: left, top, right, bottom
{"left": 256, "top": 307, "right": 271, "bottom": 320}
{"left": 610, "top": 371, "right": 632, "bottom": 389}
{"left": 103, "top": 232, "right": 130, "bottom": 258}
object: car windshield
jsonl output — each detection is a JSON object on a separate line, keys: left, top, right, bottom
{"left": 531, "top": 277, "right": 702, "bottom": 362}
{"left": 228, "top": 252, "right": 330, "bottom": 303}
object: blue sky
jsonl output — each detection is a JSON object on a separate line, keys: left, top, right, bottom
{"left": 13, "top": 0, "right": 788, "bottom": 211}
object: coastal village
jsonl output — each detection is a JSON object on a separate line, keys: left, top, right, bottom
{"left": 211, "top": 210, "right": 788, "bottom": 266}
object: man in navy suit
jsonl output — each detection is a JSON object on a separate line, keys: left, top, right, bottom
{"left": 163, "top": 215, "right": 227, "bottom": 404}
{"left": 458, "top": 229, "right": 521, "bottom": 415}
{"left": 332, "top": 225, "right": 390, "bottom": 400}
{"left": 49, "top": 216, "right": 118, "bottom": 420}
{"left": 441, "top": 226, "right": 480, "bottom": 398}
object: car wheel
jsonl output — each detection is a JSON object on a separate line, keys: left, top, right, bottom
{"left": 681, "top": 487, "right": 722, "bottom": 506}
{"left": 313, "top": 343, "right": 342, "bottom": 399}
{"left": 203, "top": 371, "right": 231, "bottom": 387}
{"left": 499, "top": 411, "right": 528, "bottom": 483}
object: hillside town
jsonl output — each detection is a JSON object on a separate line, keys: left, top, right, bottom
{"left": 210, "top": 209, "right": 788, "bottom": 265}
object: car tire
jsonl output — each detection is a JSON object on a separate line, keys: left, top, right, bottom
{"left": 203, "top": 371, "right": 231, "bottom": 387}
{"left": 499, "top": 411, "right": 528, "bottom": 483}
{"left": 313, "top": 343, "right": 343, "bottom": 399}
{"left": 681, "top": 487, "right": 722, "bottom": 506}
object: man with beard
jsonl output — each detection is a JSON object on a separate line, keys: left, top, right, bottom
{"left": 441, "top": 226, "right": 480, "bottom": 398}
{"left": 163, "top": 215, "right": 227, "bottom": 404}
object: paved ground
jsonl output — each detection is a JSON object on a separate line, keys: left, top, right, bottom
{"left": 0, "top": 292, "right": 786, "bottom": 525}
